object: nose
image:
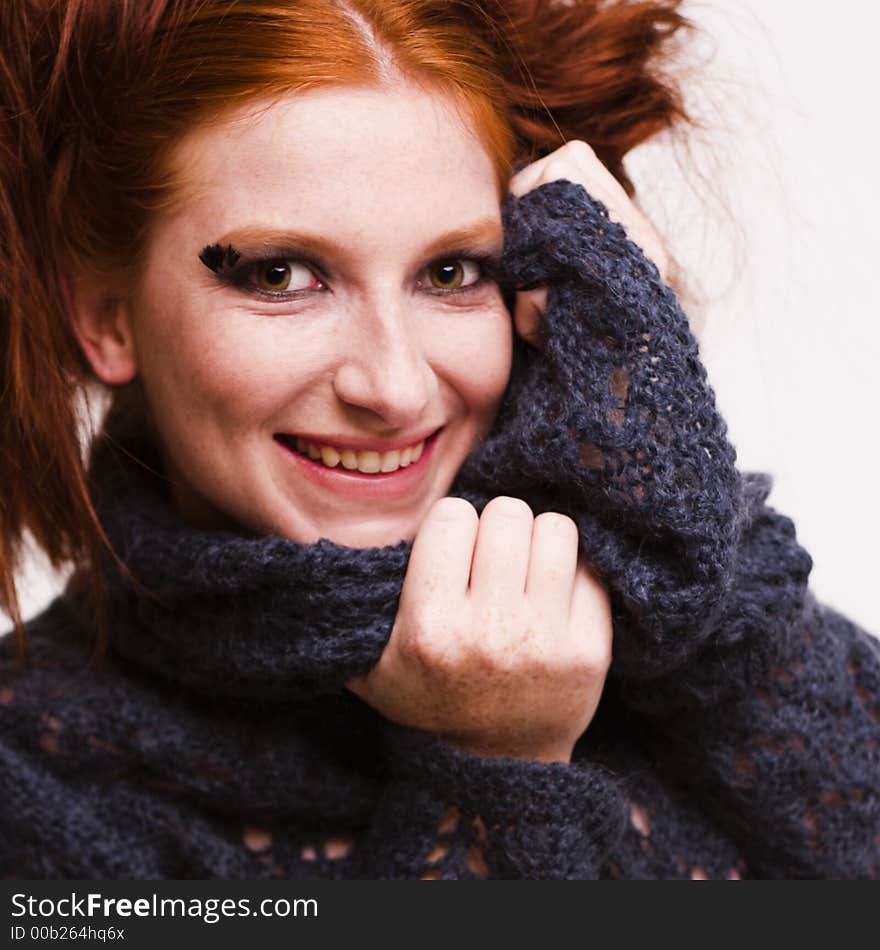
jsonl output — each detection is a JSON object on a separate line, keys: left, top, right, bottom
{"left": 331, "top": 292, "right": 437, "bottom": 428}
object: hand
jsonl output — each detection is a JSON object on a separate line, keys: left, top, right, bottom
{"left": 346, "top": 495, "right": 613, "bottom": 764}
{"left": 508, "top": 140, "right": 670, "bottom": 348}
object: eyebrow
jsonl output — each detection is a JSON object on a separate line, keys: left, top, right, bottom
{"left": 208, "top": 218, "right": 505, "bottom": 262}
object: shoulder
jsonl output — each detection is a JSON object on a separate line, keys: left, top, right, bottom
{"left": 0, "top": 596, "right": 97, "bottom": 765}
{"left": 0, "top": 596, "right": 135, "bottom": 878}
{"left": 1, "top": 594, "right": 94, "bottom": 683}
{"left": 0, "top": 593, "right": 124, "bottom": 768}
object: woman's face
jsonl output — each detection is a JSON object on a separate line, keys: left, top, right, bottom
{"left": 123, "top": 82, "right": 513, "bottom": 547}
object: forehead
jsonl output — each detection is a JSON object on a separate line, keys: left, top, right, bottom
{"left": 164, "top": 83, "right": 501, "bottom": 254}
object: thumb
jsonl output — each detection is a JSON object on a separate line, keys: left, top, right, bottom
{"left": 513, "top": 286, "right": 548, "bottom": 348}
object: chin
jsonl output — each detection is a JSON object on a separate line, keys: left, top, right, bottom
{"left": 291, "top": 516, "right": 418, "bottom": 550}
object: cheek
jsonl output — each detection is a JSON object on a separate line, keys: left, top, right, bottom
{"left": 425, "top": 306, "right": 513, "bottom": 410}
{"left": 133, "top": 304, "right": 316, "bottom": 432}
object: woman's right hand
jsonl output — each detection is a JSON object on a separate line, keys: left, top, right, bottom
{"left": 507, "top": 140, "right": 670, "bottom": 349}
{"left": 346, "top": 495, "right": 613, "bottom": 764}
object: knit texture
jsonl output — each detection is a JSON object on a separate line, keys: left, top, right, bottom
{"left": 2, "top": 179, "right": 879, "bottom": 879}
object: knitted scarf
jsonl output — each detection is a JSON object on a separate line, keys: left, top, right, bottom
{"left": 86, "top": 178, "right": 764, "bottom": 703}
{"left": 7, "top": 179, "right": 877, "bottom": 879}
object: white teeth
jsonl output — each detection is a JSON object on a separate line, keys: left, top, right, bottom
{"left": 290, "top": 436, "right": 429, "bottom": 473}
{"left": 356, "top": 450, "right": 381, "bottom": 474}
{"left": 380, "top": 450, "right": 401, "bottom": 472}
{"left": 320, "top": 445, "right": 341, "bottom": 468}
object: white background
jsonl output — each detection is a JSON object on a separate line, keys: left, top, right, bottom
{"left": 629, "top": 0, "right": 879, "bottom": 636}
{"left": 4, "top": 0, "right": 879, "bottom": 636}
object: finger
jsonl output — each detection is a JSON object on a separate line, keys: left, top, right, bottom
{"left": 403, "top": 496, "right": 479, "bottom": 610}
{"left": 509, "top": 143, "right": 670, "bottom": 281}
{"left": 524, "top": 512, "right": 579, "bottom": 621}
{"left": 513, "top": 287, "right": 547, "bottom": 348}
{"left": 468, "top": 496, "right": 533, "bottom": 601}
{"left": 569, "top": 559, "right": 613, "bottom": 668}
{"left": 544, "top": 145, "right": 669, "bottom": 272}
{"left": 509, "top": 141, "right": 600, "bottom": 200}
{"left": 508, "top": 153, "right": 555, "bottom": 197}
{"left": 547, "top": 141, "right": 626, "bottom": 204}
{"left": 511, "top": 141, "right": 624, "bottom": 221}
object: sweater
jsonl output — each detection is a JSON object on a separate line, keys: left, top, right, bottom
{"left": 2, "top": 179, "right": 879, "bottom": 879}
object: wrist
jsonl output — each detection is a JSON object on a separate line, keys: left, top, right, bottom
{"left": 442, "top": 731, "right": 575, "bottom": 765}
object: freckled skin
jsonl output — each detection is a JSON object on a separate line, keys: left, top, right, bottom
{"left": 123, "top": 82, "right": 513, "bottom": 548}
{"left": 343, "top": 141, "right": 662, "bottom": 763}
{"left": 78, "top": 92, "right": 620, "bottom": 764}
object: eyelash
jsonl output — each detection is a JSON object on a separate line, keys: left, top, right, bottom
{"left": 214, "top": 253, "right": 504, "bottom": 302}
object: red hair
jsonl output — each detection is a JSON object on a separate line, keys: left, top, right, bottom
{"left": 0, "top": 0, "right": 693, "bottom": 653}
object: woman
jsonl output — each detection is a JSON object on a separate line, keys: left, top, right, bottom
{"left": 1, "top": 0, "right": 878, "bottom": 879}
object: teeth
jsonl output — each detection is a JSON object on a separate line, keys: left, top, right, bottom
{"left": 357, "top": 451, "right": 381, "bottom": 474}
{"left": 320, "top": 446, "right": 341, "bottom": 468}
{"left": 290, "top": 435, "right": 429, "bottom": 474}
{"left": 380, "top": 450, "right": 401, "bottom": 473}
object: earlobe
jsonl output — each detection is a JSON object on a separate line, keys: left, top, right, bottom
{"left": 66, "top": 275, "right": 138, "bottom": 386}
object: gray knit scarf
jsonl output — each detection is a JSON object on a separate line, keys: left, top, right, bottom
{"left": 85, "top": 179, "right": 800, "bottom": 705}
{"left": 17, "top": 177, "right": 831, "bottom": 879}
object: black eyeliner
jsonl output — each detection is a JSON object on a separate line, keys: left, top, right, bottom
{"left": 205, "top": 244, "right": 328, "bottom": 275}
{"left": 423, "top": 253, "right": 506, "bottom": 297}
{"left": 198, "top": 243, "right": 508, "bottom": 300}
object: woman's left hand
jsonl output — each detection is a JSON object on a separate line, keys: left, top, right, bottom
{"left": 508, "top": 140, "right": 670, "bottom": 347}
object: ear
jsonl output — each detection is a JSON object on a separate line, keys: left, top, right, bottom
{"left": 67, "top": 275, "right": 138, "bottom": 386}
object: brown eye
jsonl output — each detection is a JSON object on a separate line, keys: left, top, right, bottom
{"left": 429, "top": 260, "right": 465, "bottom": 290}
{"left": 256, "top": 261, "right": 293, "bottom": 291}
{"left": 252, "top": 260, "right": 319, "bottom": 293}
{"left": 425, "top": 259, "right": 483, "bottom": 293}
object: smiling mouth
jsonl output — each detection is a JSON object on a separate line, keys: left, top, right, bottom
{"left": 274, "top": 430, "right": 441, "bottom": 475}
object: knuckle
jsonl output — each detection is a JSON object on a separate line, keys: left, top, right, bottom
{"left": 476, "top": 600, "right": 515, "bottom": 640}
{"left": 475, "top": 610, "right": 530, "bottom": 663}
{"left": 521, "top": 602, "right": 553, "bottom": 638}
{"left": 399, "top": 605, "right": 477, "bottom": 675}
{"left": 404, "top": 630, "right": 450, "bottom": 671}
{"left": 508, "top": 174, "right": 532, "bottom": 198}
{"left": 543, "top": 157, "right": 571, "bottom": 182}
{"left": 563, "top": 139, "right": 595, "bottom": 158}
{"left": 578, "top": 630, "right": 613, "bottom": 676}
{"left": 470, "top": 642, "right": 508, "bottom": 677}
{"left": 397, "top": 613, "right": 447, "bottom": 665}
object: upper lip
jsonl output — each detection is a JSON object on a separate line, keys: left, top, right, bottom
{"left": 276, "top": 426, "right": 442, "bottom": 454}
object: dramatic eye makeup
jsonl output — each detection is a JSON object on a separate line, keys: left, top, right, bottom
{"left": 237, "top": 259, "right": 324, "bottom": 294}
{"left": 197, "top": 239, "right": 507, "bottom": 301}
{"left": 199, "top": 242, "right": 327, "bottom": 299}
{"left": 198, "top": 243, "right": 241, "bottom": 273}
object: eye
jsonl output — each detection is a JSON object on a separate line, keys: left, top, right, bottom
{"left": 424, "top": 259, "right": 483, "bottom": 292}
{"left": 253, "top": 260, "right": 319, "bottom": 293}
